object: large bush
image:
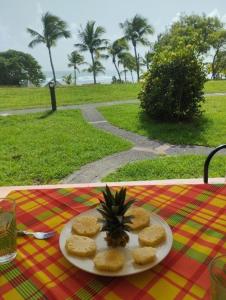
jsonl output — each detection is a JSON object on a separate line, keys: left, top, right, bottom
{"left": 139, "top": 48, "right": 207, "bottom": 121}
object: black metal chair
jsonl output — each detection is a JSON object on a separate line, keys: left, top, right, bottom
{"left": 204, "top": 144, "right": 226, "bottom": 183}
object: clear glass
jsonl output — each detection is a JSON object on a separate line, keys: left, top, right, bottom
{"left": 209, "top": 255, "right": 226, "bottom": 300}
{"left": 0, "top": 198, "right": 17, "bottom": 264}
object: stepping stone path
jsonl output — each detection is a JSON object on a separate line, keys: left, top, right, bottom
{"left": 1, "top": 98, "right": 224, "bottom": 183}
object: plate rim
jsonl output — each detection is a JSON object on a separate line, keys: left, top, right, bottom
{"left": 59, "top": 207, "right": 173, "bottom": 277}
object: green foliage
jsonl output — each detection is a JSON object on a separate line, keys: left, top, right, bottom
{"left": 27, "top": 11, "right": 71, "bottom": 83}
{"left": 139, "top": 48, "right": 207, "bottom": 121}
{"left": 68, "top": 51, "right": 85, "bottom": 84}
{"left": 120, "top": 14, "right": 154, "bottom": 81}
{"left": 155, "top": 13, "right": 223, "bottom": 55}
{"left": 75, "top": 20, "right": 108, "bottom": 84}
{"left": 0, "top": 50, "right": 45, "bottom": 86}
{"left": 62, "top": 74, "right": 72, "bottom": 85}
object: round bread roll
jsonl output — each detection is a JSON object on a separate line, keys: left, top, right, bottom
{"left": 66, "top": 235, "right": 96, "bottom": 257}
{"left": 125, "top": 207, "right": 150, "bottom": 230}
{"left": 93, "top": 249, "right": 124, "bottom": 272}
{"left": 138, "top": 224, "right": 166, "bottom": 246}
{"left": 132, "top": 247, "right": 156, "bottom": 265}
{"left": 72, "top": 216, "right": 100, "bottom": 237}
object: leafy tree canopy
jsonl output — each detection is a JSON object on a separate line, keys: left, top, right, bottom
{"left": 0, "top": 49, "right": 45, "bottom": 86}
{"left": 156, "top": 14, "right": 223, "bottom": 55}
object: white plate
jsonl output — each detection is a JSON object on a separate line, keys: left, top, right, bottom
{"left": 59, "top": 208, "right": 173, "bottom": 277}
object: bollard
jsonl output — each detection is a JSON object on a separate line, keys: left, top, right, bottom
{"left": 48, "top": 81, "right": 57, "bottom": 111}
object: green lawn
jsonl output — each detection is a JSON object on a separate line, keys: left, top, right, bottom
{"left": 99, "top": 96, "right": 226, "bottom": 147}
{"left": 0, "top": 80, "right": 225, "bottom": 111}
{"left": 0, "top": 83, "right": 141, "bottom": 111}
{"left": 103, "top": 155, "right": 226, "bottom": 182}
{"left": 204, "top": 80, "right": 226, "bottom": 93}
{"left": 0, "top": 110, "right": 132, "bottom": 186}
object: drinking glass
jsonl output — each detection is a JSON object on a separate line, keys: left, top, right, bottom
{"left": 0, "top": 198, "right": 17, "bottom": 264}
{"left": 209, "top": 255, "right": 226, "bottom": 300}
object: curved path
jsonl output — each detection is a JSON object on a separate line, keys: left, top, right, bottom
{"left": 1, "top": 98, "right": 224, "bottom": 183}
{"left": 62, "top": 105, "right": 216, "bottom": 183}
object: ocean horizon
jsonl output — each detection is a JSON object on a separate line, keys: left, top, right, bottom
{"left": 43, "top": 70, "right": 135, "bottom": 85}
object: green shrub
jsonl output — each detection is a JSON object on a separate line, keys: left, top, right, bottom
{"left": 139, "top": 47, "right": 207, "bottom": 121}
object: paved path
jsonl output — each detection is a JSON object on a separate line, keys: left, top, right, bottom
{"left": 62, "top": 105, "right": 217, "bottom": 183}
{"left": 1, "top": 97, "right": 224, "bottom": 183}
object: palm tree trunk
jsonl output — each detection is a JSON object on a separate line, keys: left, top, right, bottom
{"left": 74, "top": 67, "right": 77, "bottom": 85}
{"left": 90, "top": 51, "right": 96, "bottom": 84}
{"left": 133, "top": 43, "right": 140, "bottom": 82}
{"left": 130, "top": 70, "right": 134, "bottom": 83}
{"left": 47, "top": 46, "right": 56, "bottom": 83}
{"left": 124, "top": 69, "right": 127, "bottom": 82}
{"left": 113, "top": 57, "right": 121, "bottom": 81}
{"left": 212, "top": 49, "right": 219, "bottom": 80}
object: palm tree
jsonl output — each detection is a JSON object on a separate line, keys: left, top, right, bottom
{"left": 142, "top": 50, "right": 154, "bottom": 71}
{"left": 108, "top": 38, "right": 129, "bottom": 82}
{"left": 84, "top": 60, "right": 105, "bottom": 79}
{"left": 68, "top": 51, "right": 85, "bottom": 85}
{"left": 27, "top": 12, "right": 71, "bottom": 83}
{"left": 75, "top": 21, "right": 108, "bottom": 84}
{"left": 118, "top": 52, "right": 136, "bottom": 82}
{"left": 120, "top": 14, "right": 154, "bottom": 81}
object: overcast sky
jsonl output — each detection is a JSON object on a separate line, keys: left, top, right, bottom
{"left": 1, "top": 0, "right": 226, "bottom": 72}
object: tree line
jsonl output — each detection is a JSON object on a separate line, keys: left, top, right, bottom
{"left": 1, "top": 12, "right": 226, "bottom": 86}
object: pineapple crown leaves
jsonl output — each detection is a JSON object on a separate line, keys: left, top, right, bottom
{"left": 97, "top": 185, "right": 136, "bottom": 232}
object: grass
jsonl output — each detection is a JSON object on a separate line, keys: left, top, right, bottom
{"left": 99, "top": 96, "right": 226, "bottom": 147}
{"left": 103, "top": 155, "right": 226, "bottom": 182}
{"left": 0, "top": 110, "right": 132, "bottom": 186}
{"left": 204, "top": 80, "right": 226, "bottom": 93}
{"left": 0, "top": 80, "right": 225, "bottom": 111}
{"left": 0, "top": 83, "right": 141, "bottom": 111}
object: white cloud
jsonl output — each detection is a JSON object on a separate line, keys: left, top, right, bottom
{"left": 170, "top": 12, "right": 181, "bottom": 25}
{"left": 208, "top": 8, "right": 226, "bottom": 24}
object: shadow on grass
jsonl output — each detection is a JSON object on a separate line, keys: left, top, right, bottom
{"left": 138, "top": 110, "right": 212, "bottom": 146}
{"left": 38, "top": 110, "right": 55, "bottom": 119}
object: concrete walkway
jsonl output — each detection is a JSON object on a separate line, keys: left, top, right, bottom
{"left": 1, "top": 97, "right": 224, "bottom": 183}
{"left": 62, "top": 105, "right": 217, "bottom": 183}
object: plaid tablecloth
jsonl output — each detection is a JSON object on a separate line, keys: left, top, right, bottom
{"left": 0, "top": 184, "right": 225, "bottom": 300}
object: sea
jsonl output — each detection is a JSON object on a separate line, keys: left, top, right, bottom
{"left": 43, "top": 70, "right": 120, "bottom": 86}
{"left": 40, "top": 70, "right": 213, "bottom": 86}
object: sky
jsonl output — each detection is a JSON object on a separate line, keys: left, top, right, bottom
{"left": 1, "top": 0, "right": 226, "bottom": 73}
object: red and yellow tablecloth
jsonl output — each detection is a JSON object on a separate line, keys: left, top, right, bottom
{"left": 0, "top": 184, "right": 226, "bottom": 300}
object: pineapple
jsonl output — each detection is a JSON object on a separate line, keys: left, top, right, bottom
{"left": 97, "top": 185, "right": 135, "bottom": 247}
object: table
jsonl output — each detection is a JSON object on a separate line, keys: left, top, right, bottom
{"left": 0, "top": 183, "right": 225, "bottom": 300}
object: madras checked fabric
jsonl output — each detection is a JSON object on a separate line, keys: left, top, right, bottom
{"left": 0, "top": 184, "right": 225, "bottom": 300}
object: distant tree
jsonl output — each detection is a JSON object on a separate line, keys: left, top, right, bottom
{"left": 211, "top": 50, "right": 226, "bottom": 78}
{"left": 155, "top": 14, "right": 223, "bottom": 56}
{"left": 118, "top": 52, "right": 136, "bottom": 82}
{"left": 68, "top": 51, "right": 85, "bottom": 85}
{"left": 27, "top": 12, "right": 71, "bottom": 83}
{"left": 83, "top": 60, "right": 105, "bottom": 79}
{"left": 142, "top": 50, "right": 154, "bottom": 71}
{"left": 62, "top": 73, "right": 72, "bottom": 85}
{"left": 75, "top": 21, "right": 108, "bottom": 84}
{"left": 0, "top": 50, "right": 45, "bottom": 86}
{"left": 108, "top": 38, "right": 129, "bottom": 81}
{"left": 120, "top": 15, "right": 154, "bottom": 81}
{"left": 209, "top": 30, "right": 226, "bottom": 78}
